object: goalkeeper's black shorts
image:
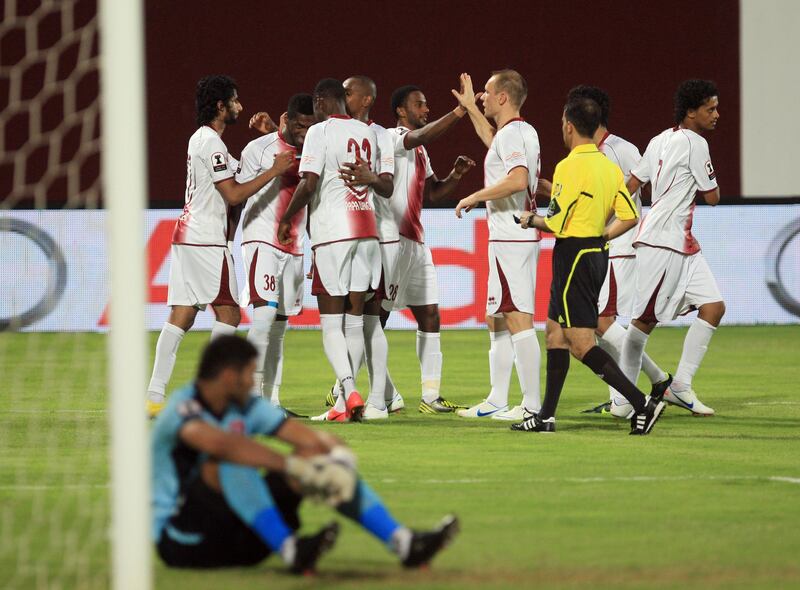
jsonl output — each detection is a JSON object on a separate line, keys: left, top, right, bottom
{"left": 157, "top": 472, "right": 301, "bottom": 568}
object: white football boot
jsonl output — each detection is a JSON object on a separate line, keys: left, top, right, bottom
{"left": 610, "top": 395, "right": 635, "bottom": 419}
{"left": 386, "top": 392, "right": 405, "bottom": 413}
{"left": 664, "top": 385, "right": 715, "bottom": 416}
{"left": 363, "top": 403, "right": 389, "bottom": 420}
{"left": 457, "top": 400, "right": 507, "bottom": 418}
{"left": 491, "top": 404, "right": 532, "bottom": 421}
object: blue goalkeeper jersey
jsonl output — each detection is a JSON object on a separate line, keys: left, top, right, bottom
{"left": 150, "top": 382, "right": 287, "bottom": 541}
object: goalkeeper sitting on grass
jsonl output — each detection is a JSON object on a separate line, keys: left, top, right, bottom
{"left": 151, "top": 335, "right": 458, "bottom": 575}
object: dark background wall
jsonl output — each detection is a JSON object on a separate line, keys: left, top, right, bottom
{"left": 145, "top": 0, "right": 741, "bottom": 206}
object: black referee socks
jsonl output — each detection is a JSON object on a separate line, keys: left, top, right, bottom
{"left": 581, "top": 346, "right": 646, "bottom": 413}
{"left": 539, "top": 348, "right": 571, "bottom": 420}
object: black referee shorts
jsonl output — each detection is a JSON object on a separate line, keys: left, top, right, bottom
{"left": 157, "top": 472, "right": 302, "bottom": 569}
{"left": 548, "top": 237, "right": 608, "bottom": 329}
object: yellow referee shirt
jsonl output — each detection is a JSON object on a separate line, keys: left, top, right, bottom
{"left": 544, "top": 143, "right": 638, "bottom": 238}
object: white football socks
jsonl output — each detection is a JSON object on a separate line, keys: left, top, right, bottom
{"left": 364, "top": 314, "right": 389, "bottom": 410}
{"left": 416, "top": 331, "right": 442, "bottom": 403}
{"left": 641, "top": 351, "right": 669, "bottom": 385}
{"left": 265, "top": 319, "right": 287, "bottom": 406}
{"left": 210, "top": 320, "right": 236, "bottom": 340}
{"left": 389, "top": 527, "right": 413, "bottom": 560}
{"left": 511, "top": 328, "right": 542, "bottom": 413}
{"left": 601, "top": 321, "right": 667, "bottom": 399}
{"left": 673, "top": 318, "right": 716, "bottom": 391}
{"left": 384, "top": 370, "right": 401, "bottom": 405}
{"left": 344, "top": 314, "right": 365, "bottom": 378}
{"left": 320, "top": 314, "right": 355, "bottom": 412}
{"left": 147, "top": 322, "right": 185, "bottom": 403}
{"left": 620, "top": 324, "right": 649, "bottom": 386}
{"left": 246, "top": 305, "right": 277, "bottom": 396}
{"left": 485, "top": 330, "right": 514, "bottom": 408}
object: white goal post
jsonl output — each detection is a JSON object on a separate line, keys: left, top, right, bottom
{"left": 98, "top": 0, "right": 151, "bottom": 588}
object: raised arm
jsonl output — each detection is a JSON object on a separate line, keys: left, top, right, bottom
{"left": 451, "top": 73, "right": 496, "bottom": 148}
{"left": 403, "top": 107, "right": 466, "bottom": 150}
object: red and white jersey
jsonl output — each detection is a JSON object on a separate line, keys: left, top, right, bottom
{"left": 173, "top": 126, "right": 236, "bottom": 246}
{"left": 484, "top": 118, "right": 541, "bottom": 242}
{"left": 598, "top": 132, "right": 643, "bottom": 257}
{"left": 389, "top": 126, "right": 434, "bottom": 243}
{"left": 299, "top": 115, "right": 379, "bottom": 248}
{"left": 369, "top": 121, "right": 399, "bottom": 243}
{"left": 236, "top": 131, "right": 303, "bottom": 255}
{"left": 630, "top": 127, "right": 718, "bottom": 255}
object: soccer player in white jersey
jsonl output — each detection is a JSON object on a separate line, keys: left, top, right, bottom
{"left": 145, "top": 75, "right": 295, "bottom": 418}
{"left": 451, "top": 70, "right": 543, "bottom": 422}
{"left": 620, "top": 79, "right": 725, "bottom": 416}
{"left": 277, "top": 78, "right": 388, "bottom": 422}
{"left": 237, "top": 94, "right": 316, "bottom": 413}
{"left": 381, "top": 84, "right": 475, "bottom": 414}
{"left": 565, "top": 86, "right": 673, "bottom": 419}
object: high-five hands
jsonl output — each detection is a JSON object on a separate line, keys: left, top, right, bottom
{"left": 451, "top": 73, "right": 484, "bottom": 111}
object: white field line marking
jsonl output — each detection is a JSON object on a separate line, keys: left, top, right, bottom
{"left": 0, "top": 409, "right": 107, "bottom": 414}
{"left": 380, "top": 475, "right": 800, "bottom": 486}
{"left": 742, "top": 401, "right": 800, "bottom": 406}
{"left": 1, "top": 475, "right": 799, "bottom": 492}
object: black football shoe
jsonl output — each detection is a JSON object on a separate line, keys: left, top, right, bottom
{"left": 289, "top": 521, "right": 339, "bottom": 575}
{"left": 629, "top": 397, "right": 665, "bottom": 435}
{"left": 510, "top": 413, "right": 555, "bottom": 433}
{"left": 402, "top": 515, "right": 460, "bottom": 568}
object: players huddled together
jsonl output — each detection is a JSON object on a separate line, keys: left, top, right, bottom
{"left": 147, "top": 71, "right": 725, "bottom": 573}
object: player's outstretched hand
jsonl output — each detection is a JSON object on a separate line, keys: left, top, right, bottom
{"left": 249, "top": 111, "right": 278, "bottom": 135}
{"left": 455, "top": 195, "right": 478, "bottom": 218}
{"left": 453, "top": 155, "right": 476, "bottom": 177}
{"left": 339, "top": 157, "right": 376, "bottom": 189}
{"left": 451, "top": 73, "right": 483, "bottom": 111}
{"left": 271, "top": 150, "right": 296, "bottom": 176}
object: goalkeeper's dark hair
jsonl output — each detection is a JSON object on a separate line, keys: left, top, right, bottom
{"left": 197, "top": 335, "right": 258, "bottom": 380}
{"left": 195, "top": 74, "right": 238, "bottom": 127}
{"left": 391, "top": 85, "right": 421, "bottom": 120}
{"left": 313, "top": 78, "right": 345, "bottom": 101}
{"left": 564, "top": 97, "right": 602, "bottom": 138}
{"left": 287, "top": 93, "right": 314, "bottom": 120}
{"left": 567, "top": 85, "right": 610, "bottom": 127}
{"left": 674, "top": 79, "right": 718, "bottom": 124}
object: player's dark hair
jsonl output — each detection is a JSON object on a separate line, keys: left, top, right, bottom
{"left": 564, "top": 97, "right": 602, "bottom": 138}
{"left": 313, "top": 78, "right": 346, "bottom": 101}
{"left": 567, "top": 85, "right": 610, "bottom": 127}
{"left": 391, "top": 85, "right": 421, "bottom": 120}
{"left": 197, "top": 335, "right": 258, "bottom": 380}
{"left": 492, "top": 69, "right": 528, "bottom": 108}
{"left": 195, "top": 75, "right": 238, "bottom": 127}
{"left": 674, "top": 79, "right": 718, "bottom": 124}
{"left": 287, "top": 93, "right": 314, "bottom": 120}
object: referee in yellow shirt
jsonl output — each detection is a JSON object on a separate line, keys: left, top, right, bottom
{"left": 515, "top": 97, "right": 665, "bottom": 436}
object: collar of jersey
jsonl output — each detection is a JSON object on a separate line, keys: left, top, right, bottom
{"left": 329, "top": 114, "right": 352, "bottom": 120}
{"left": 570, "top": 143, "right": 599, "bottom": 156}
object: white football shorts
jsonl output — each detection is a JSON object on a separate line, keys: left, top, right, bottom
{"left": 632, "top": 246, "right": 723, "bottom": 323}
{"left": 167, "top": 244, "right": 239, "bottom": 309}
{"left": 311, "top": 238, "right": 381, "bottom": 297}
{"left": 240, "top": 242, "right": 304, "bottom": 316}
{"left": 598, "top": 255, "right": 637, "bottom": 318}
{"left": 486, "top": 241, "right": 539, "bottom": 317}
{"left": 382, "top": 236, "right": 438, "bottom": 311}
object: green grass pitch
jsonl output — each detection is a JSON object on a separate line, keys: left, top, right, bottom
{"left": 1, "top": 326, "right": 799, "bottom": 589}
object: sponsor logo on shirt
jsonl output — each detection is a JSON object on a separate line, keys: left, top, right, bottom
{"left": 505, "top": 151, "right": 524, "bottom": 162}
